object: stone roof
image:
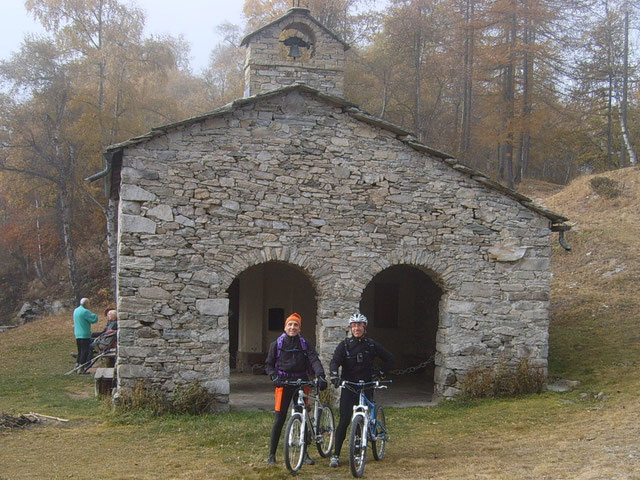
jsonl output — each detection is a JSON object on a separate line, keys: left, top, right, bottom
{"left": 103, "top": 84, "right": 569, "bottom": 226}
{"left": 240, "top": 7, "right": 350, "bottom": 51}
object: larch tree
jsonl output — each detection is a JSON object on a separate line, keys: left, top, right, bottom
{"left": 0, "top": 39, "right": 85, "bottom": 303}
{"left": 203, "top": 23, "right": 245, "bottom": 106}
{"left": 24, "top": 0, "right": 196, "bottom": 299}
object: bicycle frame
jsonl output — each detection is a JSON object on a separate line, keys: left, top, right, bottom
{"left": 282, "top": 379, "right": 335, "bottom": 472}
{"left": 340, "top": 380, "right": 391, "bottom": 449}
{"left": 342, "top": 381, "right": 388, "bottom": 448}
{"left": 287, "top": 380, "right": 323, "bottom": 443}
{"left": 341, "top": 379, "right": 391, "bottom": 477}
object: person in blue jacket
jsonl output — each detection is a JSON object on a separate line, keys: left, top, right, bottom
{"left": 73, "top": 297, "right": 98, "bottom": 372}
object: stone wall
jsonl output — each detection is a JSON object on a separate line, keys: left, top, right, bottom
{"left": 114, "top": 88, "right": 552, "bottom": 407}
{"left": 242, "top": 9, "right": 347, "bottom": 97}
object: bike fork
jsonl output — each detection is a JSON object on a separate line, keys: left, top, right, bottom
{"left": 357, "top": 414, "right": 368, "bottom": 450}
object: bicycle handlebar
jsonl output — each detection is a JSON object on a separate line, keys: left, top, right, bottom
{"left": 339, "top": 379, "right": 392, "bottom": 391}
{"left": 280, "top": 378, "right": 321, "bottom": 388}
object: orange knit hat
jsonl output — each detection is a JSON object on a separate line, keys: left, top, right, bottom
{"left": 285, "top": 313, "right": 302, "bottom": 326}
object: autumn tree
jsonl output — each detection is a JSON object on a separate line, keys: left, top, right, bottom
{"left": 20, "top": 0, "right": 202, "bottom": 300}
{"left": 203, "top": 23, "right": 245, "bottom": 106}
{"left": 0, "top": 38, "right": 87, "bottom": 303}
{"left": 2, "top": 0, "right": 204, "bottom": 304}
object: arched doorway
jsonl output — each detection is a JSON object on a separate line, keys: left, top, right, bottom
{"left": 359, "top": 265, "right": 442, "bottom": 402}
{"left": 227, "top": 261, "right": 318, "bottom": 373}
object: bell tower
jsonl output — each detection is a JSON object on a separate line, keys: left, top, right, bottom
{"left": 240, "top": 7, "right": 350, "bottom": 98}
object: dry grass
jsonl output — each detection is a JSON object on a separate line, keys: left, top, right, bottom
{"left": 2, "top": 169, "right": 640, "bottom": 479}
{"left": 517, "top": 178, "right": 567, "bottom": 202}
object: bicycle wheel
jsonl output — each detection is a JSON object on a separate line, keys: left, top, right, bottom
{"left": 284, "top": 413, "right": 306, "bottom": 472}
{"left": 349, "top": 415, "right": 367, "bottom": 478}
{"left": 371, "top": 406, "right": 386, "bottom": 460}
{"left": 315, "top": 405, "right": 335, "bottom": 458}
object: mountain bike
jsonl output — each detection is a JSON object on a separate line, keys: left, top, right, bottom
{"left": 282, "top": 378, "right": 335, "bottom": 473}
{"left": 340, "top": 380, "right": 391, "bottom": 478}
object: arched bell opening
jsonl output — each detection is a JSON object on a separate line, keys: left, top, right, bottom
{"left": 359, "top": 264, "right": 442, "bottom": 402}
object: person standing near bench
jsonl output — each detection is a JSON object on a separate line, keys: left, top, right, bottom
{"left": 73, "top": 297, "right": 98, "bottom": 373}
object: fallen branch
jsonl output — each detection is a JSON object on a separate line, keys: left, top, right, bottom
{"left": 27, "top": 412, "right": 69, "bottom": 423}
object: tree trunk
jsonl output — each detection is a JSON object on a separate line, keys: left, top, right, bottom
{"left": 500, "top": 5, "right": 517, "bottom": 190}
{"left": 59, "top": 190, "right": 79, "bottom": 304}
{"left": 106, "top": 197, "right": 118, "bottom": 301}
{"left": 519, "top": 2, "right": 533, "bottom": 181}
{"left": 414, "top": 28, "right": 423, "bottom": 141}
{"left": 34, "top": 197, "right": 48, "bottom": 287}
{"left": 606, "top": 73, "right": 614, "bottom": 169}
{"left": 618, "top": 2, "right": 636, "bottom": 166}
{"left": 459, "top": 0, "right": 475, "bottom": 162}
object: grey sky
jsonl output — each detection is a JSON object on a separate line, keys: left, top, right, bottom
{"left": 0, "top": 0, "right": 245, "bottom": 73}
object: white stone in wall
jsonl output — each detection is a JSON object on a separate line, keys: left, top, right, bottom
{"left": 195, "top": 299, "right": 229, "bottom": 316}
{"left": 488, "top": 244, "right": 528, "bottom": 262}
{"left": 120, "top": 184, "right": 157, "bottom": 201}
{"left": 121, "top": 214, "right": 156, "bottom": 234}
{"left": 203, "top": 379, "right": 230, "bottom": 395}
{"left": 139, "top": 286, "right": 172, "bottom": 300}
{"left": 118, "top": 364, "right": 154, "bottom": 378}
{"left": 147, "top": 205, "right": 173, "bottom": 221}
{"left": 118, "top": 256, "right": 155, "bottom": 270}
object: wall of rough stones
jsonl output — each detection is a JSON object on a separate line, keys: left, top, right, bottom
{"left": 114, "top": 88, "right": 552, "bottom": 408}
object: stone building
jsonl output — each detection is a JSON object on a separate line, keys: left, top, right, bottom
{"left": 98, "top": 8, "right": 569, "bottom": 409}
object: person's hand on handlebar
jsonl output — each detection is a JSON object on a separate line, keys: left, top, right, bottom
{"left": 317, "top": 375, "right": 328, "bottom": 391}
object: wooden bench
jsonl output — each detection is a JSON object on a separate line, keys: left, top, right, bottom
{"left": 94, "top": 367, "right": 115, "bottom": 396}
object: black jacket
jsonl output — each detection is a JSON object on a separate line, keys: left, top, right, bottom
{"left": 329, "top": 336, "right": 394, "bottom": 382}
{"left": 265, "top": 334, "right": 325, "bottom": 379}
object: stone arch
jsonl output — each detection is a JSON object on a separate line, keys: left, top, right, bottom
{"left": 218, "top": 247, "right": 331, "bottom": 296}
{"left": 353, "top": 250, "right": 453, "bottom": 401}
{"left": 353, "top": 249, "right": 455, "bottom": 294}
{"left": 220, "top": 248, "right": 338, "bottom": 371}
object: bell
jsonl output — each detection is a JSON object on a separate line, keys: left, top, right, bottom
{"left": 289, "top": 43, "right": 301, "bottom": 59}
{"left": 284, "top": 36, "right": 308, "bottom": 59}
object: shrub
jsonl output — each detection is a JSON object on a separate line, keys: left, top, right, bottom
{"left": 115, "top": 381, "right": 214, "bottom": 416}
{"left": 116, "top": 381, "right": 169, "bottom": 416}
{"left": 459, "top": 359, "right": 546, "bottom": 399}
{"left": 172, "top": 382, "right": 214, "bottom": 415}
{"left": 589, "top": 177, "right": 622, "bottom": 198}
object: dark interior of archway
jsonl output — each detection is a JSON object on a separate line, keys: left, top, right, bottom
{"left": 359, "top": 265, "right": 442, "bottom": 394}
{"left": 227, "top": 278, "right": 239, "bottom": 369}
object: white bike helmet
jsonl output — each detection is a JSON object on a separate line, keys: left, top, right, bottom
{"left": 349, "top": 312, "right": 368, "bottom": 325}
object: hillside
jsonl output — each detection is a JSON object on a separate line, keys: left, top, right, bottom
{"left": 544, "top": 167, "right": 640, "bottom": 298}
{"left": 1, "top": 169, "right": 639, "bottom": 479}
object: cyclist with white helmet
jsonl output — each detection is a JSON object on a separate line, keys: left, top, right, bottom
{"left": 328, "top": 312, "right": 394, "bottom": 468}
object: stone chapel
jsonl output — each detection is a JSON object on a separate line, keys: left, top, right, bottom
{"left": 98, "top": 7, "right": 569, "bottom": 409}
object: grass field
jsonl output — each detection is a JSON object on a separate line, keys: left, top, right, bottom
{"left": 1, "top": 168, "right": 639, "bottom": 479}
